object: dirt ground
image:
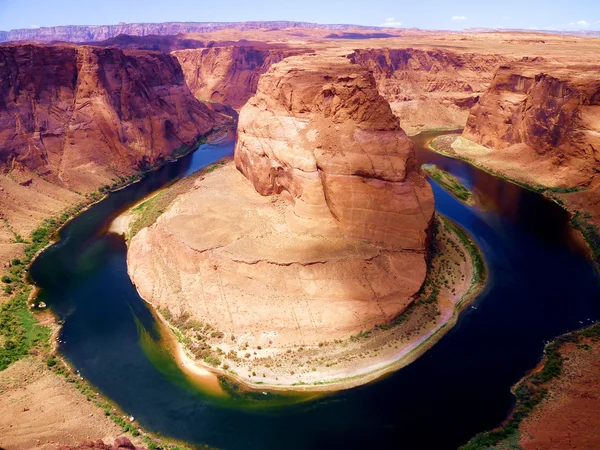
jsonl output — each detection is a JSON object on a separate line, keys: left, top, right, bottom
{"left": 519, "top": 340, "right": 600, "bottom": 449}
{"left": 0, "top": 358, "right": 125, "bottom": 450}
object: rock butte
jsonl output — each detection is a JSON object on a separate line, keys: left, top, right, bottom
{"left": 128, "top": 52, "right": 434, "bottom": 347}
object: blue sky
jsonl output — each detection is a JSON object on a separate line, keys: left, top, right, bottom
{"left": 0, "top": 0, "right": 598, "bottom": 32}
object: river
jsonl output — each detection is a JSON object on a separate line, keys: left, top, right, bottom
{"left": 30, "top": 131, "right": 600, "bottom": 449}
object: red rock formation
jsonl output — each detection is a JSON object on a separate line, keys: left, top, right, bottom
{"left": 0, "top": 43, "right": 231, "bottom": 191}
{"left": 172, "top": 46, "right": 306, "bottom": 110}
{"left": 235, "top": 52, "right": 434, "bottom": 249}
{"left": 460, "top": 61, "right": 600, "bottom": 187}
{"left": 349, "top": 48, "right": 510, "bottom": 133}
{"left": 128, "top": 52, "right": 434, "bottom": 359}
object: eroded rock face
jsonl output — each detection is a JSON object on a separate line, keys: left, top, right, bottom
{"left": 172, "top": 46, "right": 303, "bottom": 110}
{"left": 350, "top": 48, "right": 510, "bottom": 133}
{"left": 128, "top": 53, "right": 434, "bottom": 348}
{"left": 0, "top": 43, "right": 229, "bottom": 191}
{"left": 236, "top": 53, "right": 434, "bottom": 249}
{"left": 461, "top": 61, "right": 600, "bottom": 187}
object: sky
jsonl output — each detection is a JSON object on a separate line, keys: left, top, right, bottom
{"left": 0, "top": 0, "right": 598, "bottom": 32}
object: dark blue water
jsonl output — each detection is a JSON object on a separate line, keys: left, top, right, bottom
{"left": 30, "top": 131, "right": 600, "bottom": 449}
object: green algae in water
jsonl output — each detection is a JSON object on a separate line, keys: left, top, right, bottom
{"left": 133, "top": 307, "right": 321, "bottom": 410}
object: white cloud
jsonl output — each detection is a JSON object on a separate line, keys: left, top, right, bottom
{"left": 381, "top": 17, "right": 402, "bottom": 27}
{"left": 451, "top": 16, "right": 467, "bottom": 21}
{"left": 568, "top": 20, "right": 590, "bottom": 28}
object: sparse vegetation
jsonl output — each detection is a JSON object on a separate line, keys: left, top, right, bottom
{"left": 571, "top": 212, "right": 600, "bottom": 263}
{"left": 422, "top": 163, "right": 475, "bottom": 205}
{"left": 461, "top": 326, "right": 599, "bottom": 449}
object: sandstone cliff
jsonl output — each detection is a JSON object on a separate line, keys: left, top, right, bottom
{"left": 128, "top": 53, "right": 434, "bottom": 352}
{"left": 455, "top": 61, "right": 600, "bottom": 188}
{"left": 235, "top": 53, "right": 434, "bottom": 249}
{"left": 0, "top": 43, "right": 229, "bottom": 192}
{"left": 350, "top": 48, "right": 510, "bottom": 133}
{"left": 172, "top": 46, "right": 305, "bottom": 110}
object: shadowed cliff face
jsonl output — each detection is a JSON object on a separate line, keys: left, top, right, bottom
{"left": 454, "top": 60, "right": 600, "bottom": 187}
{"left": 350, "top": 48, "right": 511, "bottom": 133}
{"left": 0, "top": 44, "right": 229, "bottom": 191}
{"left": 235, "top": 52, "right": 434, "bottom": 250}
{"left": 172, "top": 46, "right": 308, "bottom": 110}
{"left": 462, "top": 61, "right": 600, "bottom": 186}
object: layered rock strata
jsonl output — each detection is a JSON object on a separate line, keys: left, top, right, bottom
{"left": 128, "top": 53, "right": 434, "bottom": 349}
{"left": 0, "top": 43, "right": 230, "bottom": 192}
{"left": 172, "top": 46, "right": 305, "bottom": 109}
{"left": 446, "top": 60, "right": 600, "bottom": 267}
{"left": 350, "top": 48, "right": 510, "bottom": 133}
{"left": 0, "top": 22, "right": 386, "bottom": 44}
{"left": 458, "top": 61, "right": 600, "bottom": 188}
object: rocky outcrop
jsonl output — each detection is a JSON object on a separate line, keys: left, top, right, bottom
{"left": 236, "top": 52, "right": 433, "bottom": 249}
{"left": 350, "top": 48, "right": 510, "bottom": 133}
{"left": 0, "top": 22, "right": 384, "bottom": 44}
{"left": 128, "top": 53, "right": 434, "bottom": 352}
{"left": 0, "top": 43, "right": 230, "bottom": 191}
{"left": 172, "top": 46, "right": 305, "bottom": 110}
{"left": 456, "top": 61, "right": 600, "bottom": 187}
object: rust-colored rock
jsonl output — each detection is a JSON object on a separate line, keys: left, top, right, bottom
{"left": 349, "top": 48, "right": 510, "bottom": 134}
{"left": 0, "top": 43, "right": 230, "bottom": 192}
{"left": 57, "top": 437, "right": 145, "bottom": 450}
{"left": 456, "top": 61, "right": 600, "bottom": 188}
{"left": 172, "top": 46, "right": 305, "bottom": 110}
{"left": 236, "top": 52, "right": 434, "bottom": 249}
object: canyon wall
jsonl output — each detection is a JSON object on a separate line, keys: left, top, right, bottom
{"left": 172, "top": 46, "right": 306, "bottom": 110}
{"left": 456, "top": 61, "right": 600, "bottom": 188}
{"left": 0, "top": 43, "right": 230, "bottom": 192}
{"left": 350, "top": 48, "right": 510, "bottom": 133}
{"left": 128, "top": 53, "right": 434, "bottom": 350}
{"left": 0, "top": 22, "right": 383, "bottom": 43}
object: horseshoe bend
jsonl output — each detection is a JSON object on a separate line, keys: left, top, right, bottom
{"left": 126, "top": 52, "right": 485, "bottom": 388}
